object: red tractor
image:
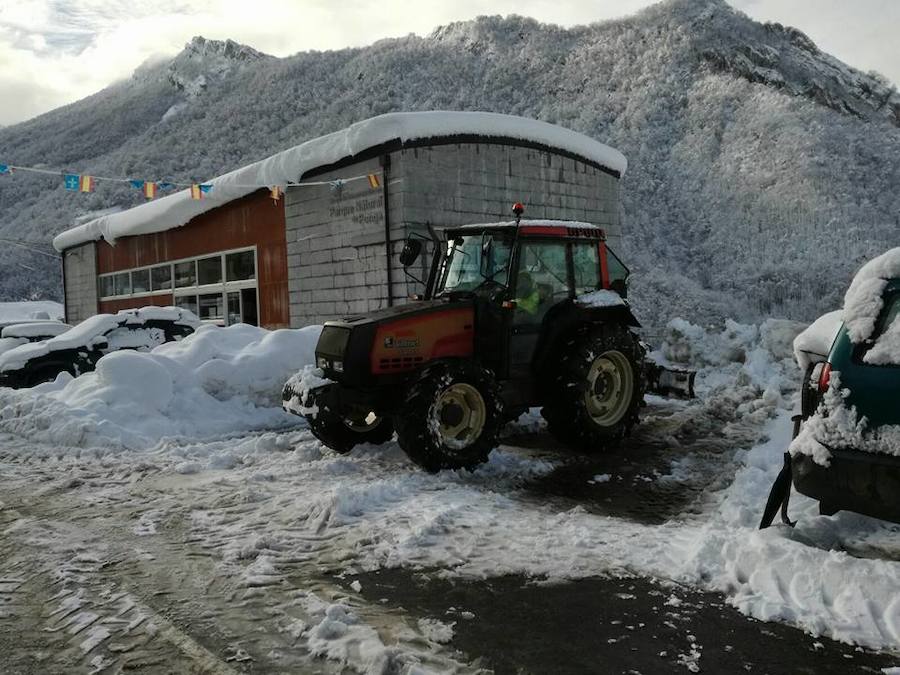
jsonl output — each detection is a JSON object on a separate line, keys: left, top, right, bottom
{"left": 283, "top": 205, "right": 692, "bottom": 472}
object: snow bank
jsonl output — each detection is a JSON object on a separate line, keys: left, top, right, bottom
{"left": 842, "top": 247, "right": 900, "bottom": 343}
{"left": 53, "top": 111, "right": 627, "bottom": 250}
{"left": 792, "top": 310, "right": 842, "bottom": 371}
{"left": 657, "top": 317, "right": 804, "bottom": 397}
{"left": 0, "top": 324, "right": 322, "bottom": 449}
{"left": 0, "top": 301, "right": 64, "bottom": 323}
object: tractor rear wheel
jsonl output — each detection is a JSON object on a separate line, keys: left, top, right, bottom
{"left": 542, "top": 324, "right": 645, "bottom": 451}
{"left": 394, "top": 361, "right": 503, "bottom": 472}
{"left": 306, "top": 407, "right": 394, "bottom": 454}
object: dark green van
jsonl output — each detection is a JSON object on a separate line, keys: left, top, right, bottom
{"left": 791, "top": 278, "right": 900, "bottom": 523}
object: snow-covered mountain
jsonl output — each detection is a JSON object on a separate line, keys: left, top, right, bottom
{"left": 0, "top": 0, "right": 897, "bottom": 325}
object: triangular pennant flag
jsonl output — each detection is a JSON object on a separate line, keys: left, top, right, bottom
{"left": 64, "top": 174, "right": 80, "bottom": 191}
{"left": 190, "top": 184, "right": 212, "bottom": 200}
{"left": 79, "top": 176, "right": 95, "bottom": 193}
{"left": 158, "top": 181, "right": 175, "bottom": 191}
{"left": 0, "top": 165, "right": 10, "bottom": 175}
{"left": 367, "top": 173, "right": 380, "bottom": 189}
{"left": 270, "top": 186, "right": 284, "bottom": 204}
{"left": 129, "top": 179, "right": 145, "bottom": 190}
{"left": 143, "top": 182, "right": 158, "bottom": 199}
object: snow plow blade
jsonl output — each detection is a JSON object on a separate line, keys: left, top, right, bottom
{"left": 645, "top": 363, "right": 696, "bottom": 399}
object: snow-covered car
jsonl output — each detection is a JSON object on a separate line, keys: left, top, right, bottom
{"left": 0, "top": 307, "right": 200, "bottom": 388}
{"left": 764, "top": 248, "right": 900, "bottom": 525}
{"left": 0, "top": 320, "right": 71, "bottom": 359}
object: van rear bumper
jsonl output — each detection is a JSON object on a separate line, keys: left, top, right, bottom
{"left": 792, "top": 448, "right": 900, "bottom": 524}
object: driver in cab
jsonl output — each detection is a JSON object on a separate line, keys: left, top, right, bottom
{"left": 514, "top": 271, "right": 541, "bottom": 316}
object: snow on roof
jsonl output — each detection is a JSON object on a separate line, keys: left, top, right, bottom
{"left": 842, "top": 247, "right": 900, "bottom": 343}
{"left": 53, "top": 112, "right": 627, "bottom": 251}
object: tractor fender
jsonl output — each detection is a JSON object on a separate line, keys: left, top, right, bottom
{"left": 531, "top": 299, "right": 640, "bottom": 376}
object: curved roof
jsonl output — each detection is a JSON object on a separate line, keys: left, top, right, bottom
{"left": 53, "top": 111, "right": 627, "bottom": 252}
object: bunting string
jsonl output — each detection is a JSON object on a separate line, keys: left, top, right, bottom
{"left": 0, "top": 162, "right": 386, "bottom": 202}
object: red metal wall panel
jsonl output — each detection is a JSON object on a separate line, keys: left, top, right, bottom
{"left": 95, "top": 190, "right": 289, "bottom": 328}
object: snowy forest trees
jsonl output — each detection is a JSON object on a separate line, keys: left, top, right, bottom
{"left": 0, "top": 0, "right": 897, "bottom": 326}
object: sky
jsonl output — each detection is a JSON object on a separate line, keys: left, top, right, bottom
{"left": 0, "top": 0, "right": 897, "bottom": 127}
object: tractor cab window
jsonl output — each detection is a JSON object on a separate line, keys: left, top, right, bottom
{"left": 605, "top": 246, "right": 629, "bottom": 290}
{"left": 514, "top": 241, "right": 571, "bottom": 324}
{"left": 438, "top": 234, "right": 512, "bottom": 294}
{"left": 573, "top": 243, "right": 601, "bottom": 295}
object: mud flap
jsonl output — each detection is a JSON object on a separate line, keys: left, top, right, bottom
{"left": 645, "top": 363, "right": 696, "bottom": 399}
{"left": 758, "top": 415, "right": 802, "bottom": 529}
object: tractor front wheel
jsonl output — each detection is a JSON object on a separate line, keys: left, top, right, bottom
{"left": 394, "top": 361, "right": 503, "bottom": 472}
{"left": 542, "top": 324, "right": 645, "bottom": 451}
{"left": 306, "top": 406, "right": 394, "bottom": 454}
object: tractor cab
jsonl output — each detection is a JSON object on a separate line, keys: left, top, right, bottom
{"left": 398, "top": 208, "right": 639, "bottom": 399}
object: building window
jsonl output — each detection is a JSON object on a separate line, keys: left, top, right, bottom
{"left": 198, "top": 256, "right": 222, "bottom": 285}
{"left": 175, "top": 295, "right": 198, "bottom": 316}
{"left": 198, "top": 293, "right": 224, "bottom": 323}
{"left": 113, "top": 272, "right": 131, "bottom": 296}
{"left": 226, "top": 250, "right": 255, "bottom": 282}
{"left": 174, "top": 260, "right": 197, "bottom": 288}
{"left": 98, "top": 247, "right": 259, "bottom": 327}
{"left": 132, "top": 268, "right": 150, "bottom": 294}
{"left": 151, "top": 265, "right": 173, "bottom": 291}
{"left": 99, "top": 275, "right": 115, "bottom": 298}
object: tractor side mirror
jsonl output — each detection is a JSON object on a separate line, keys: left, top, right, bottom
{"left": 399, "top": 238, "right": 423, "bottom": 267}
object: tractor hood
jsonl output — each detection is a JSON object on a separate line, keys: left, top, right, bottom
{"left": 315, "top": 299, "right": 475, "bottom": 385}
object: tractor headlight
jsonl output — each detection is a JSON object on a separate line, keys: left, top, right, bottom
{"left": 317, "top": 356, "right": 329, "bottom": 369}
{"left": 333, "top": 361, "right": 344, "bottom": 372}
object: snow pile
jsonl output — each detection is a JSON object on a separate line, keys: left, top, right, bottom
{"left": 53, "top": 111, "right": 626, "bottom": 250}
{"left": 792, "top": 310, "right": 843, "bottom": 371}
{"left": 657, "top": 317, "right": 804, "bottom": 397}
{"left": 842, "top": 248, "right": 900, "bottom": 344}
{"left": 0, "top": 323, "right": 322, "bottom": 449}
{"left": 866, "top": 317, "right": 900, "bottom": 365}
{"left": 0, "top": 301, "right": 64, "bottom": 323}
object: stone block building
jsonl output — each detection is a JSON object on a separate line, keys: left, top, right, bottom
{"left": 55, "top": 112, "right": 626, "bottom": 328}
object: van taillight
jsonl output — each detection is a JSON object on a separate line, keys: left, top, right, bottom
{"left": 817, "top": 362, "right": 832, "bottom": 393}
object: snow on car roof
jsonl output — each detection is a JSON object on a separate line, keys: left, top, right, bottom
{"left": 842, "top": 247, "right": 900, "bottom": 343}
{"left": 0, "top": 322, "right": 70, "bottom": 339}
{"left": 52, "top": 112, "right": 626, "bottom": 251}
{"left": 0, "top": 307, "right": 199, "bottom": 372}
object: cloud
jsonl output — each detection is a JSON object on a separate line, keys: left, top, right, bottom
{"left": 0, "top": 0, "right": 896, "bottom": 126}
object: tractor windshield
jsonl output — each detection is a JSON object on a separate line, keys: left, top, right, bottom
{"left": 437, "top": 234, "right": 513, "bottom": 294}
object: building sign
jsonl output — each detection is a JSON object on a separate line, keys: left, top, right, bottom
{"left": 328, "top": 173, "right": 385, "bottom": 229}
